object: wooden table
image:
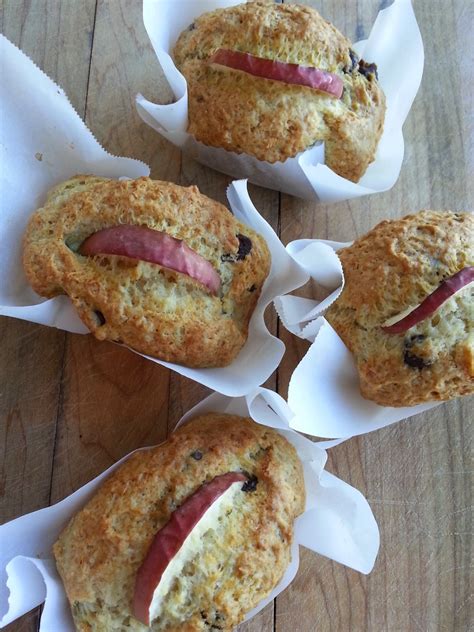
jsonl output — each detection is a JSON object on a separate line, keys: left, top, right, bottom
{"left": 1, "top": 1, "right": 472, "bottom": 630}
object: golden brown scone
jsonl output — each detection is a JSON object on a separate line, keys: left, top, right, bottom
{"left": 53, "top": 413, "right": 305, "bottom": 631}
{"left": 326, "top": 211, "right": 474, "bottom": 406}
{"left": 173, "top": 1, "right": 385, "bottom": 182}
{"left": 22, "top": 176, "right": 270, "bottom": 367}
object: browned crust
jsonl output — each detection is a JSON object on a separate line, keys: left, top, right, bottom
{"left": 326, "top": 210, "right": 474, "bottom": 406}
{"left": 22, "top": 176, "right": 271, "bottom": 367}
{"left": 53, "top": 413, "right": 305, "bottom": 631}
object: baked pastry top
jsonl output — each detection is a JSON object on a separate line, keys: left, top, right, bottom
{"left": 325, "top": 210, "right": 474, "bottom": 406}
{"left": 173, "top": 1, "right": 386, "bottom": 182}
{"left": 23, "top": 176, "right": 271, "bottom": 367}
{"left": 53, "top": 413, "right": 305, "bottom": 631}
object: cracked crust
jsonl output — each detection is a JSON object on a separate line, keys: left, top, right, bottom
{"left": 22, "top": 176, "right": 270, "bottom": 367}
{"left": 326, "top": 210, "right": 474, "bottom": 406}
{"left": 173, "top": 1, "right": 385, "bottom": 182}
{"left": 53, "top": 413, "right": 305, "bottom": 631}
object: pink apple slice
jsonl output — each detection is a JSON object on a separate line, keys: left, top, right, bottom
{"left": 209, "top": 48, "right": 344, "bottom": 99}
{"left": 133, "top": 471, "right": 247, "bottom": 625}
{"left": 382, "top": 267, "right": 474, "bottom": 334}
{"left": 79, "top": 225, "right": 221, "bottom": 294}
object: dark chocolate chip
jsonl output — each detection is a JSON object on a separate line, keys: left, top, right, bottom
{"left": 344, "top": 48, "right": 359, "bottom": 73}
{"left": 403, "top": 350, "right": 432, "bottom": 370}
{"left": 94, "top": 310, "right": 106, "bottom": 326}
{"left": 191, "top": 450, "right": 203, "bottom": 461}
{"left": 221, "top": 234, "right": 253, "bottom": 263}
{"left": 187, "top": 22, "right": 196, "bottom": 31}
{"left": 349, "top": 49, "right": 359, "bottom": 70}
{"left": 248, "top": 284, "right": 257, "bottom": 293}
{"left": 403, "top": 335, "right": 432, "bottom": 369}
{"left": 236, "top": 234, "right": 252, "bottom": 260}
{"left": 358, "top": 59, "right": 379, "bottom": 80}
{"left": 242, "top": 475, "right": 258, "bottom": 493}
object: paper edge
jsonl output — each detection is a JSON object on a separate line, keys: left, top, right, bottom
{"left": 0, "top": 35, "right": 150, "bottom": 173}
{"left": 0, "top": 388, "right": 379, "bottom": 628}
{"left": 279, "top": 238, "right": 443, "bottom": 439}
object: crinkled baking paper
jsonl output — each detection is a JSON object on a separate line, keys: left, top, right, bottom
{"left": 136, "top": 0, "right": 424, "bottom": 201}
{"left": 0, "top": 388, "right": 379, "bottom": 629}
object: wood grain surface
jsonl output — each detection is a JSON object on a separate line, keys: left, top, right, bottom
{"left": 1, "top": 1, "right": 472, "bottom": 631}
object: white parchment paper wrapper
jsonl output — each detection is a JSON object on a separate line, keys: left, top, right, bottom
{"left": 275, "top": 239, "right": 439, "bottom": 439}
{"left": 136, "top": 0, "right": 423, "bottom": 201}
{"left": 0, "top": 35, "right": 309, "bottom": 397}
{"left": 0, "top": 388, "right": 379, "bottom": 630}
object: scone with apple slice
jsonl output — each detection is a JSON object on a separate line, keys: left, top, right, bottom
{"left": 325, "top": 210, "right": 473, "bottom": 406}
{"left": 173, "top": 1, "right": 385, "bottom": 182}
{"left": 23, "top": 176, "right": 270, "bottom": 368}
{"left": 53, "top": 413, "right": 305, "bottom": 631}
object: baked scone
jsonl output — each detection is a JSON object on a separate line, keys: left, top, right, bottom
{"left": 325, "top": 211, "right": 474, "bottom": 406}
{"left": 22, "top": 176, "right": 271, "bottom": 367}
{"left": 53, "top": 413, "right": 305, "bottom": 631}
{"left": 173, "top": 1, "right": 386, "bottom": 182}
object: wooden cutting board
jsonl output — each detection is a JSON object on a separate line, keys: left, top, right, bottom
{"left": 1, "top": 1, "right": 472, "bottom": 630}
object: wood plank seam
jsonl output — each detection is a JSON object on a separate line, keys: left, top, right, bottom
{"left": 83, "top": 0, "right": 99, "bottom": 121}
{"left": 46, "top": 332, "right": 68, "bottom": 507}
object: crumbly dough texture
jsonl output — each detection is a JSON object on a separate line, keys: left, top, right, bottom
{"left": 53, "top": 414, "right": 305, "bottom": 631}
{"left": 325, "top": 211, "right": 474, "bottom": 406}
{"left": 23, "top": 176, "right": 270, "bottom": 367}
{"left": 173, "top": 1, "right": 386, "bottom": 182}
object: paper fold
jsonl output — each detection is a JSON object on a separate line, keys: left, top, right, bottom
{"left": 0, "top": 388, "right": 379, "bottom": 629}
{"left": 276, "top": 239, "right": 439, "bottom": 439}
{"left": 137, "top": 0, "right": 424, "bottom": 201}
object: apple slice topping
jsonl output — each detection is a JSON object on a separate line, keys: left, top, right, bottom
{"left": 209, "top": 49, "right": 344, "bottom": 99}
{"left": 382, "top": 267, "right": 474, "bottom": 334}
{"left": 133, "top": 471, "right": 248, "bottom": 626}
{"left": 79, "top": 225, "right": 221, "bottom": 294}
